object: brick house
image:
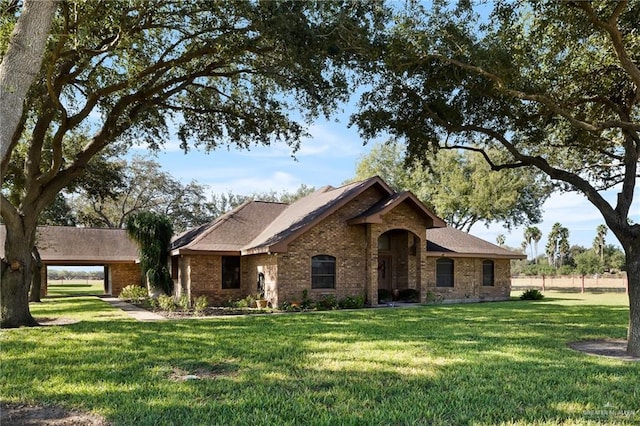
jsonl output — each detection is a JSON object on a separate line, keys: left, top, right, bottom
{"left": 169, "top": 176, "right": 525, "bottom": 306}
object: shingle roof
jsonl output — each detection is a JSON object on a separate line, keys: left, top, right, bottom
{"left": 242, "top": 176, "right": 395, "bottom": 254}
{"left": 426, "top": 227, "right": 526, "bottom": 259}
{"left": 0, "top": 226, "right": 138, "bottom": 264}
{"left": 169, "top": 200, "right": 289, "bottom": 254}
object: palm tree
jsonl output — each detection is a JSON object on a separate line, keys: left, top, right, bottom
{"left": 593, "top": 224, "right": 608, "bottom": 262}
{"left": 524, "top": 227, "right": 534, "bottom": 260}
{"left": 546, "top": 223, "right": 570, "bottom": 268}
{"left": 530, "top": 226, "right": 542, "bottom": 264}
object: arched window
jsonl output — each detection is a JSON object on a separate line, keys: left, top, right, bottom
{"left": 311, "top": 255, "right": 336, "bottom": 289}
{"left": 482, "top": 260, "right": 495, "bottom": 286}
{"left": 436, "top": 258, "right": 454, "bottom": 287}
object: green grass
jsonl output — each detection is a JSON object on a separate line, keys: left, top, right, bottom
{"left": 47, "top": 280, "right": 105, "bottom": 296}
{"left": 1, "top": 292, "right": 638, "bottom": 425}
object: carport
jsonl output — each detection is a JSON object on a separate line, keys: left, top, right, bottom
{"left": 1, "top": 226, "right": 141, "bottom": 297}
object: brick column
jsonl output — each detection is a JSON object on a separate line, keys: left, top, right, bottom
{"left": 365, "top": 225, "right": 378, "bottom": 306}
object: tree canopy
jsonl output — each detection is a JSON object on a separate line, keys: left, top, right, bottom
{"left": 0, "top": 0, "right": 388, "bottom": 327}
{"left": 351, "top": 141, "right": 552, "bottom": 231}
{"left": 351, "top": 0, "right": 640, "bottom": 355}
{"left": 71, "top": 155, "right": 216, "bottom": 232}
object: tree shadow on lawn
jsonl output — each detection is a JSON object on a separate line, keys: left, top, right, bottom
{"left": 3, "top": 299, "right": 637, "bottom": 425}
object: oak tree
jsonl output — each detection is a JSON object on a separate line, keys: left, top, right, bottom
{"left": 352, "top": 1, "right": 640, "bottom": 355}
{"left": 352, "top": 141, "right": 551, "bottom": 231}
{"left": 0, "top": 1, "right": 387, "bottom": 327}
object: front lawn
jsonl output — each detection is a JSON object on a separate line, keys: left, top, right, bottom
{"left": 1, "top": 292, "right": 638, "bottom": 425}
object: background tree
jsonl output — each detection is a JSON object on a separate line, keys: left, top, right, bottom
{"left": 208, "top": 184, "right": 316, "bottom": 221}
{"left": 593, "top": 224, "right": 608, "bottom": 263}
{"left": 545, "top": 223, "right": 570, "bottom": 269}
{"left": 351, "top": 141, "right": 551, "bottom": 231}
{"left": 352, "top": 1, "right": 640, "bottom": 356}
{"left": 72, "top": 155, "right": 216, "bottom": 232}
{"left": 125, "top": 211, "right": 173, "bottom": 297}
{"left": 524, "top": 227, "right": 534, "bottom": 261}
{"left": 0, "top": 1, "right": 387, "bottom": 327}
{"left": 496, "top": 234, "right": 505, "bottom": 247}
{"left": 528, "top": 227, "right": 542, "bottom": 264}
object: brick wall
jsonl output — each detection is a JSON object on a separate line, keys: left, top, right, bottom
{"left": 276, "top": 187, "right": 384, "bottom": 305}
{"left": 424, "top": 257, "right": 511, "bottom": 302}
{"left": 110, "top": 263, "right": 142, "bottom": 296}
{"left": 184, "top": 255, "right": 233, "bottom": 304}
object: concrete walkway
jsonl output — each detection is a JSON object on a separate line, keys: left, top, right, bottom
{"left": 100, "top": 296, "right": 166, "bottom": 321}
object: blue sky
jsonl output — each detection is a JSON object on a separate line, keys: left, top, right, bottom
{"left": 130, "top": 113, "right": 639, "bottom": 256}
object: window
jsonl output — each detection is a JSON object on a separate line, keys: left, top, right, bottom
{"left": 378, "top": 234, "right": 390, "bottom": 251}
{"left": 482, "top": 260, "right": 495, "bottom": 286}
{"left": 311, "top": 255, "right": 336, "bottom": 289}
{"left": 222, "top": 256, "right": 241, "bottom": 289}
{"left": 436, "top": 258, "right": 454, "bottom": 287}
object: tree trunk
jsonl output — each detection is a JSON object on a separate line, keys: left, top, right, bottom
{"left": 625, "top": 239, "right": 640, "bottom": 357}
{"left": 29, "top": 248, "right": 43, "bottom": 303}
{"left": 1, "top": 222, "right": 38, "bottom": 327}
{"left": 0, "top": 0, "right": 57, "bottom": 163}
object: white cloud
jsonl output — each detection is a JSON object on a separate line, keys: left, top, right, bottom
{"left": 203, "top": 171, "right": 302, "bottom": 195}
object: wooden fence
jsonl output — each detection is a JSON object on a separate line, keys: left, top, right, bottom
{"left": 511, "top": 274, "right": 628, "bottom": 294}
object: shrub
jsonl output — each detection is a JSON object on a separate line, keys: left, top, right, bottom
{"left": 398, "top": 289, "right": 419, "bottom": 303}
{"left": 378, "top": 288, "right": 392, "bottom": 303}
{"left": 520, "top": 289, "right": 545, "bottom": 300}
{"left": 338, "top": 295, "right": 365, "bottom": 309}
{"left": 194, "top": 296, "right": 208, "bottom": 314}
{"left": 315, "top": 294, "right": 338, "bottom": 310}
{"left": 425, "top": 291, "right": 443, "bottom": 304}
{"left": 119, "top": 285, "right": 148, "bottom": 302}
{"left": 158, "top": 294, "right": 177, "bottom": 311}
{"left": 177, "top": 294, "right": 191, "bottom": 311}
{"left": 300, "top": 289, "right": 313, "bottom": 310}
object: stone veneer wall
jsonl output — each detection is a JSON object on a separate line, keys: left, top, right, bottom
{"left": 110, "top": 263, "right": 142, "bottom": 296}
{"left": 424, "top": 257, "right": 511, "bottom": 302}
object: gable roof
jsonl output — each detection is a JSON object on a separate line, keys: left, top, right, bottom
{"left": 426, "top": 227, "right": 526, "bottom": 259}
{"left": 242, "top": 176, "right": 397, "bottom": 254}
{"left": 169, "top": 200, "right": 288, "bottom": 255}
{"left": 347, "top": 191, "right": 446, "bottom": 228}
{"left": 0, "top": 226, "right": 138, "bottom": 265}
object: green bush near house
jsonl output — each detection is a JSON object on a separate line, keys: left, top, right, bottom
{"left": 193, "top": 296, "right": 209, "bottom": 315}
{"left": 118, "top": 285, "right": 148, "bottom": 302}
{"left": 338, "top": 295, "right": 365, "bottom": 309}
{"left": 157, "top": 294, "right": 176, "bottom": 312}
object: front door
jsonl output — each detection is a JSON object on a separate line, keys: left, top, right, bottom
{"left": 377, "top": 255, "right": 392, "bottom": 290}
